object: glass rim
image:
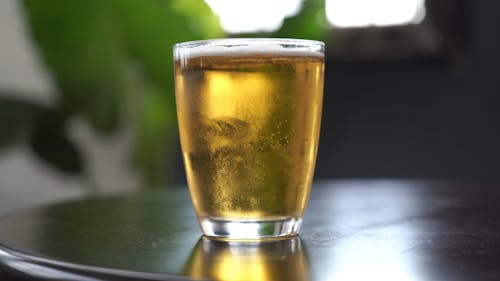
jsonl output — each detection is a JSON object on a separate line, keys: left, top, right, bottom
{"left": 173, "top": 38, "right": 324, "bottom": 51}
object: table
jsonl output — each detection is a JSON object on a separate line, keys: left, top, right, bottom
{"left": 1, "top": 180, "right": 500, "bottom": 280}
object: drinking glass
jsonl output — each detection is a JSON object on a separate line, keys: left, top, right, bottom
{"left": 173, "top": 38, "right": 324, "bottom": 240}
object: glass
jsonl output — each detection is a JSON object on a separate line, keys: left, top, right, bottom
{"left": 173, "top": 38, "right": 325, "bottom": 240}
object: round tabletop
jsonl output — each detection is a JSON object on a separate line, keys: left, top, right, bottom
{"left": 1, "top": 180, "right": 500, "bottom": 280}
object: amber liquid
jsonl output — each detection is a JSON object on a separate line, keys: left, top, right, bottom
{"left": 175, "top": 54, "right": 324, "bottom": 221}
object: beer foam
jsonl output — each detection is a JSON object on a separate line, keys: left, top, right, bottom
{"left": 175, "top": 39, "right": 324, "bottom": 59}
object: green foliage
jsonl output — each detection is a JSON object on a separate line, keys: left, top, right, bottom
{"left": 0, "top": 97, "right": 43, "bottom": 149}
{"left": 21, "top": 0, "right": 223, "bottom": 186}
{"left": 22, "top": 0, "right": 125, "bottom": 131}
{"left": 30, "top": 111, "right": 83, "bottom": 174}
{"left": 12, "top": 0, "right": 327, "bottom": 187}
{"left": 274, "top": 0, "right": 327, "bottom": 41}
{"left": 0, "top": 96, "right": 83, "bottom": 174}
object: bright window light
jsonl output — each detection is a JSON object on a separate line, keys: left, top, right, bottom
{"left": 204, "top": 0, "right": 303, "bottom": 34}
{"left": 326, "top": 0, "right": 426, "bottom": 28}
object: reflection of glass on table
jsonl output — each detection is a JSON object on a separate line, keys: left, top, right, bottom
{"left": 184, "top": 237, "right": 309, "bottom": 281}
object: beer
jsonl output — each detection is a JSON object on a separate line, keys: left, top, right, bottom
{"left": 174, "top": 39, "right": 324, "bottom": 239}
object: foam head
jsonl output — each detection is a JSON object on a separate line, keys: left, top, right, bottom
{"left": 174, "top": 38, "right": 324, "bottom": 62}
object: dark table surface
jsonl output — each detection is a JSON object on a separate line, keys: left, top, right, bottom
{"left": 1, "top": 179, "right": 500, "bottom": 280}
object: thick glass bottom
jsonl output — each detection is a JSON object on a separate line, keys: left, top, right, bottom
{"left": 199, "top": 216, "right": 302, "bottom": 241}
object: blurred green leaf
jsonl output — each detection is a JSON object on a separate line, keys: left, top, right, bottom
{"left": 0, "top": 95, "right": 83, "bottom": 175}
{"left": 274, "top": 0, "right": 327, "bottom": 40}
{"left": 29, "top": 112, "right": 84, "bottom": 174}
{"left": 114, "top": 0, "right": 221, "bottom": 93}
{"left": 22, "top": 0, "right": 126, "bottom": 132}
{"left": 111, "top": 0, "right": 223, "bottom": 185}
{"left": 0, "top": 96, "right": 45, "bottom": 150}
{"left": 21, "top": 0, "right": 223, "bottom": 186}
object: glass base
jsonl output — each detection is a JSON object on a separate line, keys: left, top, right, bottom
{"left": 199, "top": 217, "right": 302, "bottom": 241}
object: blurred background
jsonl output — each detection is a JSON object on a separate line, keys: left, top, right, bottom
{"left": 1, "top": 0, "right": 498, "bottom": 215}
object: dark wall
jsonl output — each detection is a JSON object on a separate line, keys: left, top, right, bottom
{"left": 316, "top": 1, "right": 500, "bottom": 179}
